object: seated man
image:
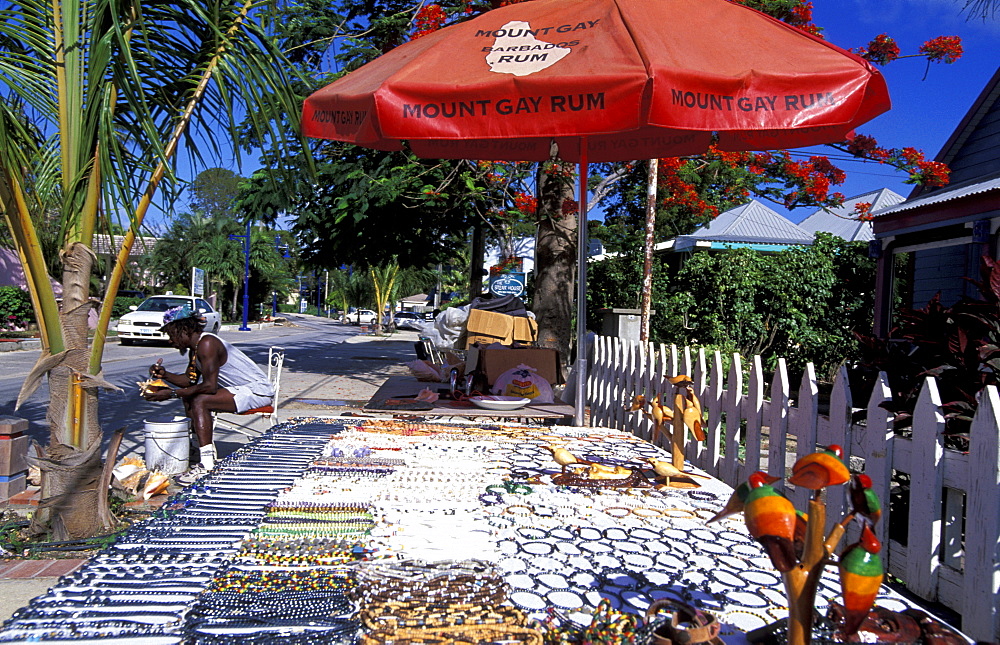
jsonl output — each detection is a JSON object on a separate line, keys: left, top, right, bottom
{"left": 142, "top": 304, "right": 274, "bottom": 481}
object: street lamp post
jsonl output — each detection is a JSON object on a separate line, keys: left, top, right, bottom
{"left": 273, "top": 236, "right": 290, "bottom": 316}
{"left": 229, "top": 220, "right": 252, "bottom": 332}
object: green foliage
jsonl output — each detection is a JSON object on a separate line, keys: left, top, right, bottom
{"left": 586, "top": 250, "right": 670, "bottom": 330}
{"left": 144, "top": 213, "right": 295, "bottom": 322}
{"left": 239, "top": 150, "right": 482, "bottom": 269}
{"left": 188, "top": 168, "right": 243, "bottom": 220}
{"left": 587, "top": 234, "right": 876, "bottom": 381}
{"left": 0, "top": 286, "right": 34, "bottom": 330}
{"left": 856, "top": 256, "right": 1000, "bottom": 450}
{"left": 110, "top": 297, "right": 144, "bottom": 320}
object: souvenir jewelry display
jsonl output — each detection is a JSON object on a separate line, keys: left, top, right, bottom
{"left": 0, "top": 420, "right": 347, "bottom": 643}
{"left": 184, "top": 568, "right": 360, "bottom": 642}
{"left": 353, "top": 558, "right": 539, "bottom": 643}
{"left": 0, "top": 417, "right": 940, "bottom": 644}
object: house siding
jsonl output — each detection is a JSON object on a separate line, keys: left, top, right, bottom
{"left": 933, "top": 77, "right": 1000, "bottom": 186}
{"left": 910, "top": 243, "right": 977, "bottom": 307}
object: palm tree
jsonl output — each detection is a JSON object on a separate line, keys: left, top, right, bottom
{"left": 0, "top": 0, "right": 302, "bottom": 538}
{"left": 370, "top": 263, "right": 399, "bottom": 335}
{"left": 192, "top": 222, "right": 245, "bottom": 318}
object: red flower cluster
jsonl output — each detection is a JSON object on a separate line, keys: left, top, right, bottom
{"left": 843, "top": 133, "right": 950, "bottom": 187}
{"left": 749, "top": 151, "right": 846, "bottom": 206}
{"left": 513, "top": 191, "right": 537, "bottom": 217}
{"left": 412, "top": 4, "right": 447, "bottom": 40}
{"left": 712, "top": 145, "right": 751, "bottom": 167}
{"left": 784, "top": 0, "right": 822, "bottom": 34}
{"left": 845, "top": 134, "right": 889, "bottom": 161}
{"left": 857, "top": 34, "right": 900, "bottom": 66}
{"left": 919, "top": 36, "right": 963, "bottom": 64}
{"left": 915, "top": 160, "right": 950, "bottom": 187}
{"left": 657, "top": 157, "right": 719, "bottom": 219}
{"left": 560, "top": 199, "right": 578, "bottom": 217}
{"left": 542, "top": 161, "right": 576, "bottom": 179}
{"left": 853, "top": 202, "right": 874, "bottom": 222}
{"left": 490, "top": 256, "right": 522, "bottom": 276}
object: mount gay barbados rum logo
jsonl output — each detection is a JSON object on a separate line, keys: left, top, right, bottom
{"left": 481, "top": 20, "right": 582, "bottom": 76}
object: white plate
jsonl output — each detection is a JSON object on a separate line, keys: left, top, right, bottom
{"left": 469, "top": 396, "right": 532, "bottom": 411}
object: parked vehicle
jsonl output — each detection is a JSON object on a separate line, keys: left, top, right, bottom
{"left": 116, "top": 295, "right": 222, "bottom": 345}
{"left": 353, "top": 309, "right": 378, "bottom": 325}
{"left": 393, "top": 311, "right": 424, "bottom": 330}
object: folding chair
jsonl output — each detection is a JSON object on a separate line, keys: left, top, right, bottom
{"left": 213, "top": 346, "right": 285, "bottom": 437}
{"left": 415, "top": 336, "right": 443, "bottom": 364}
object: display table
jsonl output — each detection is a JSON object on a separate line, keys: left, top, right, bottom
{"left": 0, "top": 417, "right": 968, "bottom": 644}
{"left": 363, "top": 375, "right": 574, "bottom": 423}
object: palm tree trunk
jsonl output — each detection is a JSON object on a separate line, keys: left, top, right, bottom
{"left": 30, "top": 243, "right": 105, "bottom": 540}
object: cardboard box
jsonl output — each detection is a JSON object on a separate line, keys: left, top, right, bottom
{"left": 465, "top": 309, "right": 538, "bottom": 348}
{"left": 469, "top": 347, "right": 562, "bottom": 387}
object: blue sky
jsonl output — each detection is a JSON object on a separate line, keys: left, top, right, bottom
{"left": 782, "top": 0, "right": 999, "bottom": 221}
{"left": 160, "top": 0, "right": 998, "bottom": 230}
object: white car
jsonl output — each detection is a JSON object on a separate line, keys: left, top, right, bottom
{"left": 353, "top": 309, "right": 378, "bottom": 325}
{"left": 116, "top": 295, "right": 222, "bottom": 345}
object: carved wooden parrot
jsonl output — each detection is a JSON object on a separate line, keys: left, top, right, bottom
{"left": 743, "top": 471, "right": 798, "bottom": 572}
{"left": 838, "top": 523, "right": 884, "bottom": 637}
{"left": 849, "top": 473, "right": 882, "bottom": 525}
{"left": 793, "top": 509, "right": 808, "bottom": 560}
{"left": 707, "top": 471, "right": 780, "bottom": 523}
{"left": 788, "top": 444, "right": 850, "bottom": 490}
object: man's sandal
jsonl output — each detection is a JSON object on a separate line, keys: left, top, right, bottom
{"left": 645, "top": 598, "right": 724, "bottom": 645}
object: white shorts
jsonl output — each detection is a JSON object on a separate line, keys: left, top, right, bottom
{"left": 228, "top": 383, "right": 275, "bottom": 413}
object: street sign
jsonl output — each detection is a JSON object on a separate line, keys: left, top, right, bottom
{"left": 489, "top": 272, "right": 526, "bottom": 298}
{"left": 191, "top": 267, "right": 205, "bottom": 297}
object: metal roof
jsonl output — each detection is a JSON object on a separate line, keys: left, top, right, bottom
{"left": 676, "top": 200, "right": 812, "bottom": 250}
{"left": 92, "top": 234, "right": 160, "bottom": 257}
{"left": 874, "top": 173, "right": 1000, "bottom": 217}
{"left": 798, "top": 188, "right": 902, "bottom": 241}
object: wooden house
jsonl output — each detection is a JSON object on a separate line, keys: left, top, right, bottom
{"left": 872, "top": 66, "right": 1000, "bottom": 336}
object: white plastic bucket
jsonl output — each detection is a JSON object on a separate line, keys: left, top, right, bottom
{"left": 144, "top": 416, "right": 190, "bottom": 475}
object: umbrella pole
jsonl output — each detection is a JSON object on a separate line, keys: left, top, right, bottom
{"left": 574, "top": 141, "right": 589, "bottom": 427}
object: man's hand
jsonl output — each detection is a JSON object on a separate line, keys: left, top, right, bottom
{"left": 149, "top": 359, "right": 166, "bottom": 378}
{"left": 142, "top": 388, "right": 174, "bottom": 402}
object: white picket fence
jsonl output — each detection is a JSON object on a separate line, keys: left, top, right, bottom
{"left": 587, "top": 335, "right": 1000, "bottom": 642}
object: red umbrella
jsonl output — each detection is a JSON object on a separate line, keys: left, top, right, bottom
{"left": 302, "top": 0, "right": 890, "bottom": 423}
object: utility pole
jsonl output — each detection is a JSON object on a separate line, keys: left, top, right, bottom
{"left": 228, "top": 220, "right": 252, "bottom": 331}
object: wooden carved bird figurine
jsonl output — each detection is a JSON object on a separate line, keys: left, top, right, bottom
{"left": 628, "top": 394, "right": 672, "bottom": 443}
{"left": 848, "top": 473, "right": 882, "bottom": 525}
{"left": 838, "top": 523, "right": 884, "bottom": 637}
{"left": 669, "top": 375, "right": 706, "bottom": 441}
{"left": 788, "top": 444, "right": 850, "bottom": 490}
{"left": 743, "top": 471, "right": 798, "bottom": 572}
{"left": 707, "top": 471, "right": 780, "bottom": 523}
{"left": 646, "top": 458, "right": 710, "bottom": 484}
{"left": 543, "top": 445, "right": 593, "bottom": 474}
{"left": 793, "top": 509, "right": 809, "bottom": 560}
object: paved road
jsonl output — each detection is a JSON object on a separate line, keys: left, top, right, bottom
{"left": 0, "top": 314, "right": 422, "bottom": 461}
